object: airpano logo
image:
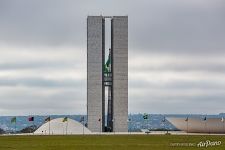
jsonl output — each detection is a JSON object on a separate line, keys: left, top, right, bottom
{"left": 197, "top": 140, "right": 221, "bottom": 148}
{"left": 170, "top": 140, "right": 222, "bottom": 148}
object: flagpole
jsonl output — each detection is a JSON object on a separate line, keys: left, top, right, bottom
{"left": 204, "top": 115, "right": 207, "bottom": 134}
{"left": 164, "top": 121, "right": 166, "bottom": 134}
{"left": 206, "top": 115, "right": 208, "bottom": 134}
{"left": 82, "top": 120, "right": 84, "bottom": 135}
{"left": 205, "top": 121, "right": 207, "bottom": 134}
{"left": 82, "top": 117, "right": 84, "bottom": 135}
{"left": 99, "top": 118, "right": 101, "bottom": 134}
{"left": 127, "top": 119, "right": 129, "bottom": 134}
{"left": 183, "top": 116, "right": 188, "bottom": 135}
{"left": 223, "top": 118, "right": 225, "bottom": 133}
{"left": 128, "top": 120, "right": 130, "bottom": 134}
{"left": 49, "top": 119, "right": 50, "bottom": 135}
{"left": 148, "top": 114, "right": 149, "bottom": 132}
{"left": 30, "top": 120, "right": 32, "bottom": 134}
{"left": 223, "top": 118, "right": 225, "bottom": 134}
{"left": 114, "top": 118, "right": 115, "bottom": 135}
{"left": 162, "top": 116, "right": 166, "bottom": 134}
{"left": 33, "top": 120, "right": 34, "bottom": 135}
{"left": 187, "top": 119, "right": 188, "bottom": 134}
{"left": 129, "top": 120, "right": 131, "bottom": 134}
{"left": 30, "top": 118, "right": 32, "bottom": 134}
{"left": 15, "top": 120, "right": 16, "bottom": 134}
{"left": 66, "top": 120, "right": 68, "bottom": 135}
{"left": 146, "top": 116, "right": 147, "bottom": 132}
{"left": 187, "top": 116, "right": 189, "bottom": 134}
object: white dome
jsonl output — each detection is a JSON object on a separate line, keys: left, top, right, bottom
{"left": 34, "top": 118, "right": 91, "bottom": 135}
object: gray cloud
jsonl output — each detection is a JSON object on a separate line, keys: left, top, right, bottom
{"left": 0, "top": 61, "right": 75, "bottom": 70}
{"left": 129, "top": 88, "right": 225, "bottom": 114}
{"left": 129, "top": 79, "right": 225, "bottom": 90}
{"left": 130, "top": 62, "right": 225, "bottom": 74}
{"left": 1, "top": 0, "right": 225, "bottom": 52}
{"left": 0, "top": 87, "right": 86, "bottom": 115}
{"left": 0, "top": 77, "right": 84, "bottom": 88}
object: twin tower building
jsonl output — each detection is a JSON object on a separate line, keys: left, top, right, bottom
{"left": 87, "top": 16, "right": 128, "bottom": 132}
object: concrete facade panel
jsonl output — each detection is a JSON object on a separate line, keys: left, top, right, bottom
{"left": 112, "top": 16, "right": 128, "bottom": 132}
{"left": 87, "top": 16, "right": 104, "bottom": 132}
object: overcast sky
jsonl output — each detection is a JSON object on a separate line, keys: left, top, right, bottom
{"left": 0, "top": 0, "right": 225, "bottom": 115}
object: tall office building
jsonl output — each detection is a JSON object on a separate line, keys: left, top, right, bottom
{"left": 87, "top": 16, "right": 128, "bottom": 132}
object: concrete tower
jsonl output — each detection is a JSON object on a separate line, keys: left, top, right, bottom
{"left": 87, "top": 16, "right": 128, "bottom": 132}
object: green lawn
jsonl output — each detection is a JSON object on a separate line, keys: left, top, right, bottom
{"left": 0, "top": 134, "right": 224, "bottom": 150}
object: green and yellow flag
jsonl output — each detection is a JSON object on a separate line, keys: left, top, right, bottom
{"left": 63, "top": 117, "right": 68, "bottom": 122}
{"left": 143, "top": 113, "right": 149, "bottom": 120}
{"left": 104, "top": 64, "right": 109, "bottom": 73}
{"left": 11, "top": 117, "right": 16, "bottom": 123}
{"left": 104, "top": 53, "right": 111, "bottom": 73}
{"left": 106, "top": 55, "right": 110, "bottom": 67}
{"left": 45, "top": 116, "right": 50, "bottom": 122}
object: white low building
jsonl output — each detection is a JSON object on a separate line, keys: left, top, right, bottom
{"left": 167, "top": 117, "right": 225, "bottom": 133}
{"left": 34, "top": 118, "right": 91, "bottom": 135}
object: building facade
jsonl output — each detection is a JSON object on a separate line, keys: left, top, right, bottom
{"left": 87, "top": 16, "right": 128, "bottom": 132}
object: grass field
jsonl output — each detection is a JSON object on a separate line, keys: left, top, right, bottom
{"left": 0, "top": 134, "right": 224, "bottom": 150}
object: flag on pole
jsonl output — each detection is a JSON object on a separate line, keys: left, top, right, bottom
{"left": 28, "top": 116, "right": 34, "bottom": 121}
{"left": 185, "top": 117, "right": 189, "bottom": 121}
{"left": 104, "top": 52, "right": 111, "bottom": 73}
{"left": 221, "top": 117, "right": 224, "bottom": 122}
{"left": 104, "top": 64, "right": 109, "bottom": 73}
{"left": 62, "top": 117, "right": 68, "bottom": 122}
{"left": 143, "top": 113, "right": 148, "bottom": 120}
{"left": 203, "top": 116, "right": 207, "bottom": 121}
{"left": 11, "top": 117, "right": 16, "bottom": 123}
{"left": 45, "top": 116, "right": 50, "bottom": 122}
{"left": 162, "top": 117, "right": 166, "bottom": 122}
{"left": 80, "top": 116, "right": 84, "bottom": 122}
{"left": 106, "top": 53, "right": 110, "bottom": 67}
{"left": 44, "top": 116, "right": 51, "bottom": 135}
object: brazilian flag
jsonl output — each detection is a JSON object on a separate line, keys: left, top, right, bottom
{"left": 11, "top": 117, "right": 16, "bottom": 123}
{"left": 106, "top": 55, "right": 110, "bottom": 67}
{"left": 104, "top": 53, "right": 111, "bottom": 73}
{"left": 45, "top": 116, "right": 50, "bottom": 122}
{"left": 63, "top": 117, "right": 68, "bottom": 122}
{"left": 143, "top": 113, "right": 148, "bottom": 120}
{"left": 203, "top": 116, "right": 207, "bottom": 121}
{"left": 104, "top": 64, "right": 109, "bottom": 73}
